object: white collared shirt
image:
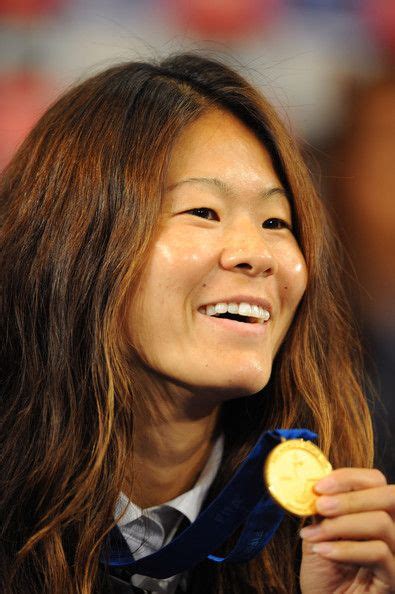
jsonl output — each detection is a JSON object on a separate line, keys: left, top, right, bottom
{"left": 114, "top": 435, "right": 224, "bottom": 593}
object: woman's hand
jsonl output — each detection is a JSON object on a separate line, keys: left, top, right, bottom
{"left": 299, "top": 468, "right": 395, "bottom": 593}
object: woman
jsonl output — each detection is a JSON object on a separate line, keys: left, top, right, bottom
{"left": 1, "top": 53, "right": 394, "bottom": 594}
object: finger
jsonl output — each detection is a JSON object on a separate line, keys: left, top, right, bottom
{"left": 314, "top": 484, "right": 395, "bottom": 518}
{"left": 315, "top": 468, "right": 387, "bottom": 495}
{"left": 300, "top": 511, "right": 395, "bottom": 552}
{"left": 311, "top": 540, "right": 395, "bottom": 589}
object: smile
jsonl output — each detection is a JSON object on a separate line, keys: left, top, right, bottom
{"left": 198, "top": 301, "right": 271, "bottom": 325}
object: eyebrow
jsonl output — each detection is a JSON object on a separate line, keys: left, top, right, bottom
{"left": 166, "top": 176, "right": 289, "bottom": 201}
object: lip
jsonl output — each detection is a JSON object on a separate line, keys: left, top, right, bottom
{"left": 197, "top": 309, "right": 269, "bottom": 336}
{"left": 199, "top": 294, "right": 272, "bottom": 313}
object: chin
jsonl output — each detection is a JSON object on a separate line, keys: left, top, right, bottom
{"left": 191, "top": 364, "right": 272, "bottom": 400}
{"left": 154, "top": 356, "right": 273, "bottom": 403}
{"left": 229, "top": 359, "right": 271, "bottom": 389}
{"left": 222, "top": 376, "right": 270, "bottom": 398}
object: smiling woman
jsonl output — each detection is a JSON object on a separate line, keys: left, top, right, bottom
{"left": 127, "top": 110, "right": 307, "bottom": 402}
{"left": 1, "top": 54, "right": 394, "bottom": 594}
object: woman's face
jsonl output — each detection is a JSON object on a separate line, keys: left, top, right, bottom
{"left": 127, "top": 110, "right": 307, "bottom": 400}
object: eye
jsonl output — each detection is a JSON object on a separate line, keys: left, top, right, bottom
{"left": 187, "top": 207, "right": 219, "bottom": 221}
{"left": 262, "top": 218, "right": 292, "bottom": 231}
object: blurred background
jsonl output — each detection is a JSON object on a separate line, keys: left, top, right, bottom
{"left": 1, "top": 0, "right": 394, "bottom": 479}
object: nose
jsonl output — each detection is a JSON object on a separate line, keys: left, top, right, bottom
{"left": 219, "top": 218, "right": 277, "bottom": 277}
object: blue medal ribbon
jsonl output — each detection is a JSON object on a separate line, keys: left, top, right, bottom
{"left": 101, "top": 428, "right": 316, "bottom": 578}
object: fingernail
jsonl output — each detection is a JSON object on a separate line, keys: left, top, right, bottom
{"left": 300, "top": 525, "right": 321, "bottom": 539}
{"left": 312, "top": 543, "right": 333, "bottom": 555}
{"left": 315, "top": 496, "right": 339, "bottom": 513}
{"left": 314, "top": 476, "right": 337, "bottom": 494}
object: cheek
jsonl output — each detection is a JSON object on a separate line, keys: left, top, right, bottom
{"left": 130, "top": 231, "right": 217, "bottom": 328}
{"left": 278, "top": 248, "right": 308, "bottom": 310}
{"left": 144, "top": 231, "right": 217, "bottom": 294}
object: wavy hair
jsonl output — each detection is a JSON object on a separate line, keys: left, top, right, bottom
{"left": 0, "top": 53, "right": 373, "bottom": 594}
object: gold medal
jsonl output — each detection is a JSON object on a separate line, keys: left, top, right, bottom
{"left": 264, "top": 439, "right": 332, "bottom": 516}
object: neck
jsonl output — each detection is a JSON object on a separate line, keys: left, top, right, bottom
{"left": 123, "top": 388, "right": 221, "bottom": 509}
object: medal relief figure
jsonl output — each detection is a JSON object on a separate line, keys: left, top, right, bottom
{"left": 1, "top": 54, "right": 395, "bottom": 594}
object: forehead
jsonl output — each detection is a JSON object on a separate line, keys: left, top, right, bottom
{"left": 166, "top": 109, "right": 282, "bottom": 193}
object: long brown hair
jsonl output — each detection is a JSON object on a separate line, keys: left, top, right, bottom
{"left": 0, "top": 53, "right": 373, "bottom": 594}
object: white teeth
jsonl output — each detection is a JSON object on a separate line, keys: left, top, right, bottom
{"left": 239, "top": 302, "right": 252, "bottom": 317}
{"left": 251, "top": 304, "right": 260, "bottom": 318}
{"left": 214, "top": 303, "right": 228, "bottom": 314}
{"left": 201, "top": 301, "right": 271, "bottom": 322}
